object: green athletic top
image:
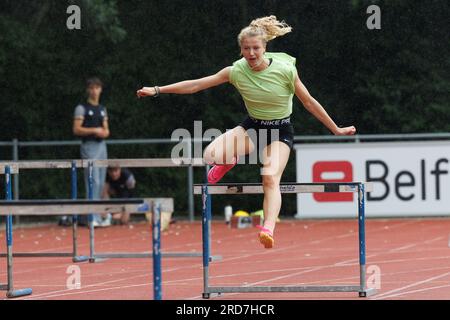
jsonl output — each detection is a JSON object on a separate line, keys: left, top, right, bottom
{"left": 229, "top": 52, "right": 298, "bottom": 120}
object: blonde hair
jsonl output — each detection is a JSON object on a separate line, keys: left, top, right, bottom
{"left": 238, "top": 15, "right": 292, "bottom": 46}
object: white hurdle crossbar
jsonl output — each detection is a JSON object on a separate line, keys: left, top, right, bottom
{"left": 0, "top": 158, "right": 205, "bottom": 174}
{"left": 0, "top": 199, "right": 145, "bottom": 216}
{"left": 194, "top": 182, "right": 377, "bottom": 298}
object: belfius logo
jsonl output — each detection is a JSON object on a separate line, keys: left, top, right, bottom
{"left": 312, "top": 161, "right": 353, "bottom": 202}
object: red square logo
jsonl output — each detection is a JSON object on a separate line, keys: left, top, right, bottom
{"left": 312, "top": 161, "right": 353, "bottom": 202}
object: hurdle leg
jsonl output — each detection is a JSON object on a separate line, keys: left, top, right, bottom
{"left": 152, "top": 201, "right": 162, "bottom": 300}
{"left": 3, "top": 166, "right": 32, "bottom": 298}
{"left": 202, "top": 185, "right": 212, "bottom": 299}
{"left": 358, "top": 183, "right": 376, "bottom": 297}
{"left": 88, "top": 161, "right": 96, "bottom": 263}
{"left": 203, "top": 166, "right": 217, "bottom": 260}
{"left": 71, "top": 160, "right": 88, "bottom": 263}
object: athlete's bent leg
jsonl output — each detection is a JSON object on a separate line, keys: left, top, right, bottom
{"left": 203, "top": 126, "right": 254, "bottom": 183}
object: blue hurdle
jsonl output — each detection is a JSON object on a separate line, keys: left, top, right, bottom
{"left": 193, "top": 182, "right": 377, "bottom": 298}
{"left": 1, "top": 166, "right": 32, "bottom": 298}
{"left": 0, "top": 161, "right": 89, "bottom": 262}
{"left": 1, "top": 164, "right": 163, "bottom": 299}
{"left": 152, "top": 202, "right": 162, "bottom": 300}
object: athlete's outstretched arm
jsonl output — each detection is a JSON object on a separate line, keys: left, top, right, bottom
{"left": 294, "top": 74, "right": 356, "bottom": 135}
{"left": 137, "top": 67, "right": 231, "bottom": 97}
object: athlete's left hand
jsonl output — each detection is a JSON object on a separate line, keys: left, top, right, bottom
{"left": 334, "top": 126, "right": 356, "bottom": 135}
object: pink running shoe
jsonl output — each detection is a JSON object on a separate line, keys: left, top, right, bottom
{"left": 207, "top": 156, "right": 238, "bottom": 184}
{"left": 256, "top": 225, "right": 274, "bottom": 249}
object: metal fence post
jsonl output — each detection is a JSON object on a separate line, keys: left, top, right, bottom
{"left": 12, "top": 139, "right": 19, "bottom": 225}
{"left": 187, "top": 139, "right": 194, "bottom": 222}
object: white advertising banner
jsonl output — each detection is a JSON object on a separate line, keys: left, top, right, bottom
{"left": 295, "top": 141, "right": 450, "bottom": 218}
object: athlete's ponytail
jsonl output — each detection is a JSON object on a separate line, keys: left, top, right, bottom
{"left": 237, "top": 15, "right": 292, "bottom": 46}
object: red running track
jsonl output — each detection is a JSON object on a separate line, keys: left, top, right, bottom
{"left": 1, "top": 218, "right": 450, "bottom": 300}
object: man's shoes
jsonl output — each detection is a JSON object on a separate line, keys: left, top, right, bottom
{"left": 93, "top": 214, "right": 112, "bottom": 228}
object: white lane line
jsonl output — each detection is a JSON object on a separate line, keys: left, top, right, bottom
{"left": 373, "top": 271, "right": 450, "bottom": 300}
{"left": 371, "top": 283, "right": 450, "bottom": 300}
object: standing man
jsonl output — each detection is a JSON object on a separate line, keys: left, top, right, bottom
{"left": 73, "top": 77, "right": 111, "bottom": 227}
